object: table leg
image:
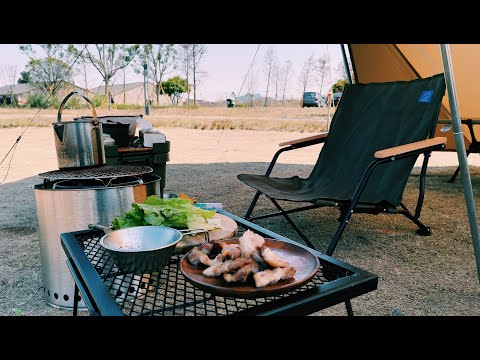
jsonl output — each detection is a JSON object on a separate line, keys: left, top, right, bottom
{"left": 73, "top": 284, "right": 79, "bottom": 317}
{"left": 345, "top": 299, "right": 354, "bottom": 316}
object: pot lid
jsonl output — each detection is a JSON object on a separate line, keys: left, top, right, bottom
{"left": 39, "top": 165, "right": 153, "bottom": 180}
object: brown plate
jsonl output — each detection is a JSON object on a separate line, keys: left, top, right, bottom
{"left": 180, "top": 238, "right": 320, "bottom": 298}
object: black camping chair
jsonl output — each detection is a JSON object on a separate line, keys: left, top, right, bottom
{"left": 238, "top": 73, "right": 447, "bottom": 257}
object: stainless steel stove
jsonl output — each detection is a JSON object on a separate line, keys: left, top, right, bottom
{"left": 34, "top": 164, "right": 161, "bottom": 310}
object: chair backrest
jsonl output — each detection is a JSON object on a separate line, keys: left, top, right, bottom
{"left": 309, "top": 73, "right": 446, "bottom": 206}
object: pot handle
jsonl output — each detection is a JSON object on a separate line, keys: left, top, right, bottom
{"left": 88, "top": 223, "right": 113, "bottom": 235}
{"left": 57, "top": 91, "right": 98, "bottom": 125}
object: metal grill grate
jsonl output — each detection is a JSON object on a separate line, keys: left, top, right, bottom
{"left": 76, "top": 230, "right": 353, "bottom": 316}
{"left": 39, "top": 165, "right": 153, "bottom": 180}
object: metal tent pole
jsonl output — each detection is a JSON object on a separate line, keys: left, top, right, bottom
{"left": 440, "top": 44, "right": 480, "bottom": 284}
{"left": 340, "top": 44, "right": 353, "bottom": 84}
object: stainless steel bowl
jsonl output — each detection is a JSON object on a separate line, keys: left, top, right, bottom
{"left": 99, "top": 226, "right": 183, "bottom": 274}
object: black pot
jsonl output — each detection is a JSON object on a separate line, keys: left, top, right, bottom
{"left": 102, "top": 122, "right": 131, "bottom": 147}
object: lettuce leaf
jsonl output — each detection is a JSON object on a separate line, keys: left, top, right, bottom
{"left": 111, "top": 196, "right": 216, "bottom": 230}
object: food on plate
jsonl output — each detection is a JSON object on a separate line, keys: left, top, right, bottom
{"left": 187, "top": 246, "right": 223, "bottom": 267}
{"left": 111, "top": 195, "right": 217, "bottom": 231}
{"left": 239, "top": 230, "right": 265, "bottom": 258}
{"left": 203, "top": 257, "right": 254, "bottom": 277}
{"left": 223, "top": 262, "right": 260, "bottom": 283}
{"left": 186, "top": 229, "right": 296, "bottom": 288}
{"left": 253, "top": 266, "right": 296, "bottom": 288}
{"left": 259, "top": 245, "right": 289, "bottom": 268}
{"left": 218, "top": 243, "right": 241, "bottom": 260}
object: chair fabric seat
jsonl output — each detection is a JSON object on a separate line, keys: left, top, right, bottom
{"left": 238, "top": 174, "right": 339, "bottom": 205}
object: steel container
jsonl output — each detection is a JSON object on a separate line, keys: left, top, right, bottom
{"left": 53, "top": 91, "right": 106, "bottom": 169}
{"left": 34, "top": 173, "right": 161, "bottom": 310}
{"left": 100, "top": 226, "right": 183, "bottom": 274}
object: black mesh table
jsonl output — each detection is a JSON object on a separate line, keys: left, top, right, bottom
{"left": 60, "top": 209, "right": 378, "bottom": 316}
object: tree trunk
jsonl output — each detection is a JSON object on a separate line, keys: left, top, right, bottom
{"left": 264, "top": 71, "right": 270, "bottom": 107}
{"left": 320, "top": 73, "right": 325, "bottom": 94}
{"left": 156, "top": 84, "right": 160, "bottom": 104}
{"left": 105, "top": 81, "right": 110, "bottom": 110}
{"left": 193, "top": 67, "right": 196, "bottom": 106}
{"left": 301, "top": 84, "right": 306, "bottom": 107}
{"left": 192, "top": 47, "right": 197, "bottom": 106}
{"left": 282, "top": 71, "right": 289, "bottom": 105}
{"left": 83, "top": 62, "right": 88, "bottom": 91}
{"left": 274, "top": 79, "right": 278, "bottom": 102}
{"left": 123, "top": 69, "right": 126, "bottom": 104}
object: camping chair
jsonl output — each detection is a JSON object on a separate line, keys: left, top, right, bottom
{"left": 238, "top": 73, "right": 447, "bottom": 257}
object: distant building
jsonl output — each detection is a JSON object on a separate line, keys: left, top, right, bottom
{"left": 89, "top": 82, "right": 171, "bottom": 106}
{"left": 57, "top": 82, "right": 94, "bottom": 99}
{"left": 0, "top": 84, "right": 37, "bottom": 105}
{"left": 0, "top": 82, "right": 94, "bottom": 106}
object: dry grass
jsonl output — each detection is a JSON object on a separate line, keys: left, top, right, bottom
{"left": 0, "top": 106, "right": 332, "bottom": 132}
{"left": 1, "top": 108, "right": 479, "bottom": 318}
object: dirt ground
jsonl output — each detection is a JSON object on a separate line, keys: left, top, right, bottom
{"left": 1, "top": 126, "right": 479, "bottom": 316}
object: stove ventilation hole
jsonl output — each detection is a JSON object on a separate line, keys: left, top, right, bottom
{"left": 47, "top": 290, "right": 51, "bottom": 297}
{"left": 54, "top": 293, "right": 59, "bottom": 299}
{"left": 75, "top": 295, "right": 82, "bottom": 302}
{"left": 116, "top": 290, "right": 123, "bottom": 297}
{"left": 140, "top": 282, "right": 146, "bottom": 289}
{"left": 63, "top": 295, "right": 69, "bottom": 301}
{"left": 128, "top": 286, "right": 135, "bottom": 293}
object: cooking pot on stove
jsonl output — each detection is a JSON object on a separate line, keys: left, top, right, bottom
{"left": 53, "top": 91, "right": 106, "bottom": 169}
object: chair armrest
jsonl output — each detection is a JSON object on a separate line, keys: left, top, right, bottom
{"left": 279, "top": 133, "right": 328, "bottom": 147}
{"left": 374, "top": 137, "right": 447, "bottom": 159}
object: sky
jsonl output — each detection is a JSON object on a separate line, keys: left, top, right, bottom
{"left": 0, "top": 44, "right": 345, "bottom": 102}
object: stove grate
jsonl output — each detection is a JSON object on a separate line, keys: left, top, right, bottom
{"left": 38, "top": 165, "right": 153, "bottom": 180}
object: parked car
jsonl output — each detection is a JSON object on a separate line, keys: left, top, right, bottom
{"left": 302, "top": 92, "right": 325, "bottom": 108}
{"left": 332, "top": 92, "right": 343, "bottom": 106}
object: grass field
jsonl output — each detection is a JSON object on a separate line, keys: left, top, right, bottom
{"left": 0, "top": 106, "right": 334, "bottom": 132}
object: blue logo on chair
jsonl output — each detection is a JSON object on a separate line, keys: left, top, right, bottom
{"left": 418, "top": 90, "right": 434, "bottom": 103}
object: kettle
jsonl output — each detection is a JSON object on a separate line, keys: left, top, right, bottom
{"left": 53, "top": 92, "right": 106, "bottom": 169}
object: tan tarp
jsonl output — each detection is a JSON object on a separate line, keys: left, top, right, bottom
{"left": 349, "top": 44, "right": 480, "bottom": 151}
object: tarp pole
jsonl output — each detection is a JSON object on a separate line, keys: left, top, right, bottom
{"left": 440, "top": 44, "right": 480, "bottom": 284}
{"left": 340, "top": 44, "right": 353, "bottom": 84}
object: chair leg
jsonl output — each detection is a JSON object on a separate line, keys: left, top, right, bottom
{"left": 326, "top": 208, "right": 351, "bottom": 256}
{"left": 244, "top": 190, "right": 262, "bottom": 220}
{"left": 270, "top": 199, "right": 316, "bottom": 249}
{"left": 448, "top": 122, "right": 476, "bottom": 183}
{"left": 448, "top": 147, "right": 471, "bottom": 183}
{"left": 399, "top": 203, "right": 431, "bottom": 236}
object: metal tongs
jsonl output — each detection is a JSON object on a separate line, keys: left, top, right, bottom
{"left": 179, "top": 228, "right": 210, "bottom": 245}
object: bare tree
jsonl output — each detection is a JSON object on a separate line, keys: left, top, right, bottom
{"left": 297, "top": 54, "right": 317, "bottom": 106}
{"left": 0, "top": 65, "right": 18, "bottom": 106}
{"left": 75, "top": 56, "right": 93, "bottom": 92}
{"left": 316, "top": 54, "right": 330, "bottom": 95}
{"left": 335, "top": 60, "right": 354, "bottom": 82}
{"left": 281, "top": 60, "right": 293, "bottom": 105}
{"left": 133, "top": 44, "right": 177, "bottom": 105}
{"left": 72, "top": 44, "right": 138, "bottom": 109}
{"left": 190, "top": 44, "right": 207, "bottom": 106}
{"left": 19, "top": 44, "right": 75, "bottom": 95}
{"left": 244, "top": 65, "right": 258, "bottom": 107}
{"left": 272, "top": 62, "right": 280, "bottom": 102}
{"left": 263, "top": 46, "right": 277, "bottom": 107}
{"left": 178, "top": 44, "right": 192, "bottom": 105}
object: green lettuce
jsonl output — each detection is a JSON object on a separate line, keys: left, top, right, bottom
{"left": 111, "top": 196, "right": 216, "bottom": 230}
